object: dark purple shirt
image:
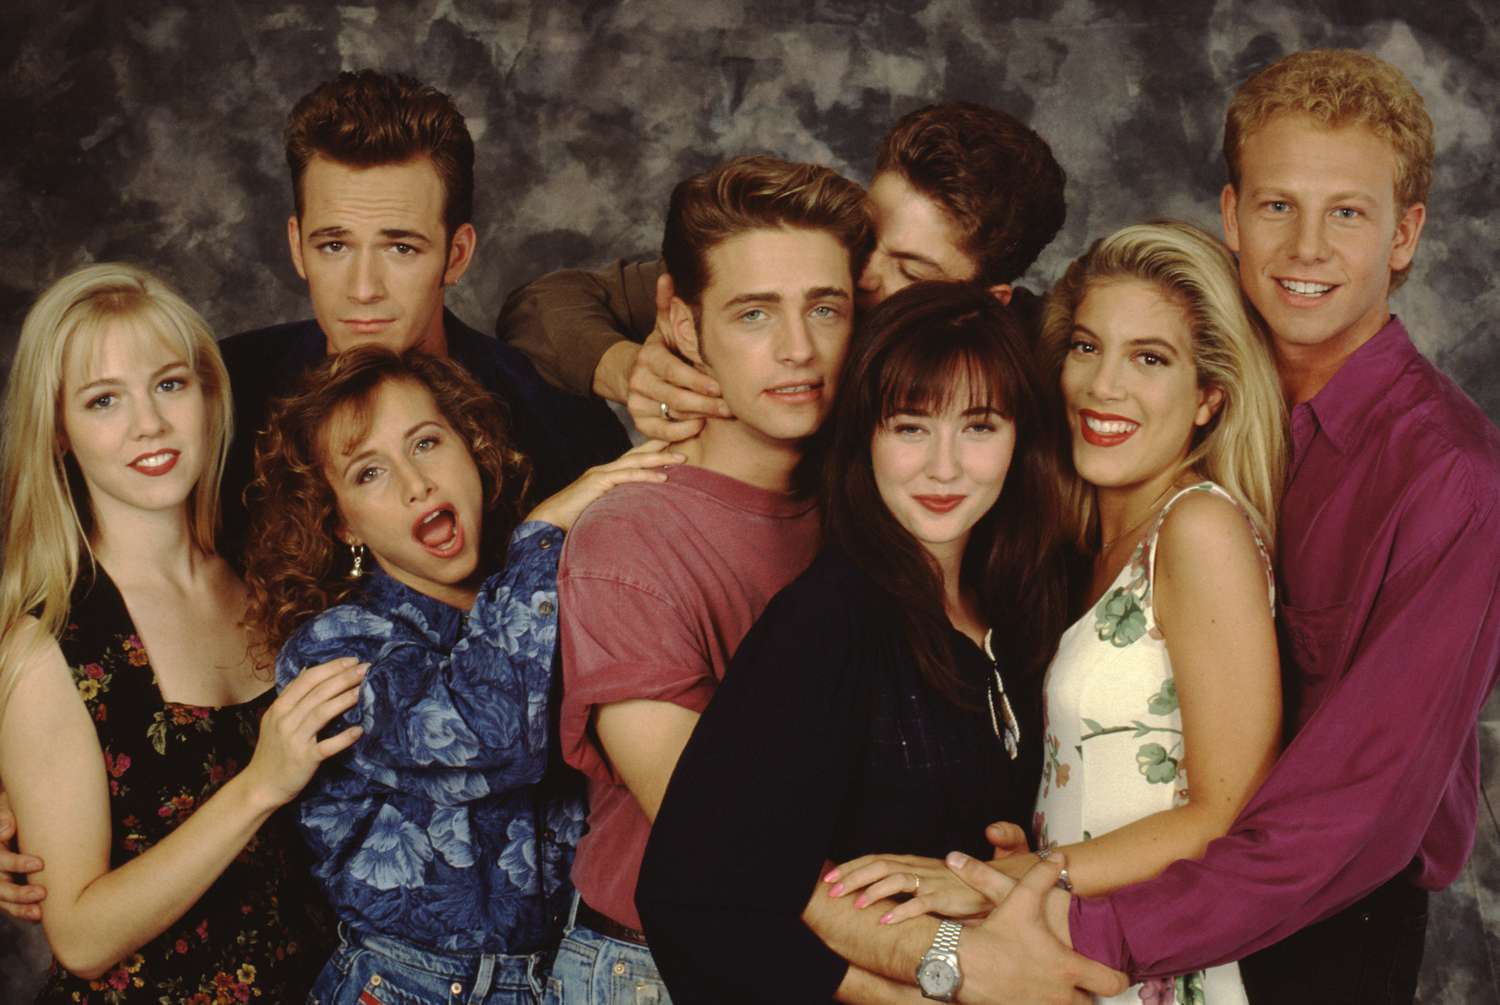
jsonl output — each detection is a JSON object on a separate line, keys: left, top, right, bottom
{"left": 1072, "top": 317, "right": 1500, "bottom": 978}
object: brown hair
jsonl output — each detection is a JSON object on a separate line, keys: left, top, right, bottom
{"left": 243, "top": 347, "right": 529, "bottom": 660}
{"left": 876, "top": 102, "right": 1067, "bottom": 286}
{"left": 661, "top": 154, "right": 872, "bottom": 308}
{"left": 284, "top": 69, "right": 475, "bottom": 237}
{"left": 1223, "top": 49, "right": 1433, "bottom": 291}
{"left": 821, "top": 281, "right": 1069, "bottom": 700}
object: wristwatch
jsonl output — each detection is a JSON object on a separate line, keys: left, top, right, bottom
{"left": 916, "top": 918, "right": 963, "bottom": 1001}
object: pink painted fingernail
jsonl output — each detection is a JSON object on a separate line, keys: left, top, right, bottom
{"left": 854, "top": 896, "right": 867, "bottom": 909}
{"left": 879, "top": 912, "right": 894, "bottom": 925}
{"left": 822, "top": 869, "right": 838, "bottom": 883}
{"left": 829, "top": 883, "right": 844, "bottom": 897}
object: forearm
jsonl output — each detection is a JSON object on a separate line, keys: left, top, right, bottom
{"left": 803, "top": 878, "right": 937, "bottom": 984}
{"left": 41, "top": 771, "right": 277, "bottom": 978}
{"left": 835, "top": 965, "right": 931, "bottom": 1004}
{"left": 592, "top": 340, "right": 641, "bottom": 404}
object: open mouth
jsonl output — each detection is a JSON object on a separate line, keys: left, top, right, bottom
{"left": 1079, "top": 411, "right": 1139, "bottom": 447}
{"left": 1278, "top": 279, "right": 1335, "bottom": 300}
{"left": 412, "top": 505, "right": 464, "bottom": 557}
{"left": 129, "top": 450, "right": 180, "bottom": 476}
{"left": 766, "top": 380, "right": 823, "bottom": 402}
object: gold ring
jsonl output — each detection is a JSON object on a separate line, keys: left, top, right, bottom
{"left": 659, "top": 400, "right": 672, "bottom": 420}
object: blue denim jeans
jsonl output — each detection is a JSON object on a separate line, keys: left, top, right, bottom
{"left": 310, "top": 922, "right": 549, "bottom": 1005}
{"left": 543, "top": 896, "right": 673, "bottom": 1005}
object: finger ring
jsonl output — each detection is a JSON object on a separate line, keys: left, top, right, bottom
{"left": 911, "top": 874, "right": 920, "bottom": 894}
{"left": 659, "top": 400, "right": 672, "bottom": 421}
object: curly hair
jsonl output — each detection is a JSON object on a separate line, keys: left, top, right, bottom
{"left": 243, "top": 347, "right": 530, "bottom": 662}
{"left": 876, "top": 102, "right": 1067, "bottom": 286}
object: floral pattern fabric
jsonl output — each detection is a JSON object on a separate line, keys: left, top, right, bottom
{"left": 36, "top": 568, "right": 333, "bottom": 1004}
{"left": 276, "top": 520, "right": 583, "bottom": 956}
{"left": 1035, "top": 483, "right": 1272, "bottom": 1005}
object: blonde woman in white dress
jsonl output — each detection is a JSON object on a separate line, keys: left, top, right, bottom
{"left": 827, "top": 223, "right": 1287, "bottom": 1004}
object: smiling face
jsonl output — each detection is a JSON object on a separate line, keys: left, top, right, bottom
{"left": 872, "top": 387, "right": 1016, "bottom": 572}
{"left": 323, "top": 378, "right": 485, "bottom": 608}
{"left": 288, "top": 155, "right": 476, "bottom": 356}
{"left": 683, "top": 226, "right": 855, "bottom": 451}
{"left": 1060, "top": 279, "right": 1221, "bottom": 498}
{"left": 1221, "top": 114, "right": 1425, "bottom": 372}
{"left": 858, "top": 172, "right": 979, "bottom": 308}
{"left": 60, "top": 321, "right": 208, "bottom": 524}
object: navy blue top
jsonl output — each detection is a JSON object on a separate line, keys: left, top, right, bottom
{"left": 276, "top": 521, "right": 583, "bottom": 954}
{"left": 218, "top": 309, "right": 628, "bottom": 567}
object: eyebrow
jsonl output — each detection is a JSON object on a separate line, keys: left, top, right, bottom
{"left": 720, "top": 287, "right": 851, "bottom": 310}
{"left": 1072, "top": 324, "right": 1181, "bottom": 355}
{"left": 73, "top": 360, "right": 190, "bottom": 397}
{"left": 888, "top": 249, "right": 944, "bottom": 271}
{"left": 306, "top": 226, "right": 434, "bottom": 243}
{"left": 1247, "top": 185, "right": 1377, "bottom": 204}
{"left": 338, "top": 420, "right": 442, "bottom": 477}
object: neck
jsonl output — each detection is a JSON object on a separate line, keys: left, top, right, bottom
{"left": 1095, "top": 467, "right": 1185, "bottom": 550}
{"left": 676, "top": 415, "right": 804, "bottom": 493}
{"left": 89, "top": 501, "right": 204, "bottom": 587}
{"left": 1274, "top": 310, "right": 1391, "bottom": 407}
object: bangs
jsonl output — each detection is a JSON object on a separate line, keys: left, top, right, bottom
{"left": 61, "top": 299, "right": 195, "bottom": 389}
{"left": 875, "top": 330, "right": 1013, "bottom": 422}
{"left": 319, "top": 381, "right": 389, "bottom": 463}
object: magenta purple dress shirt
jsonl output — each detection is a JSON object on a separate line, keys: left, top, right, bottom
{"left": 1071, "top": 317, "right": 1500, "bottom": 979}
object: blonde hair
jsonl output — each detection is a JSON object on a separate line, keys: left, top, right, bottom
{"left": 1041, "top": 222, "right": 1287, "bottom": 554}
{"left": 0, "top": 263, "right": 232, "bottom": 714}
{"left": 1223, "top": 49, "right": 1433, "bottom": 292}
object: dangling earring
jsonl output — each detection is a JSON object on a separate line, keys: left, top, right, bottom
{"left": 347, "top": 543, "right": 366, "bottom": 580}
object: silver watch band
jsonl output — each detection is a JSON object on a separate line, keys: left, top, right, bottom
{"left": 933, "top": 918, "right": 962, "bottom": 953}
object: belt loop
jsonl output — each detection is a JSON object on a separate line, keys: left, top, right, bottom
{"left": 565, "top": 889, "right": 582, "bottom": 933}
{"left": 527, "top": 950, "right": 547, "bottom": 999}
{"left": 468, "top": 952, "right": 497, "bottom": 1004}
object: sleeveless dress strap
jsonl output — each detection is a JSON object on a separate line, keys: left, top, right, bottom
{"left": 1145, "top": 481, "right": 1275, "bottom": 613}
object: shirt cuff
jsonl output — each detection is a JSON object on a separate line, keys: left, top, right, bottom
{"left": 1071, "top": 894, "right": 1131, "bottom": 975}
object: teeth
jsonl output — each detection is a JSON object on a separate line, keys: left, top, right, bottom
{"left": 421, "top": 508, "right": 449, "bottom": 526}
{"left": 772, "top": 384, "right": 814, "bottom": 394}
{"left": 1084, "top": 417, "right": 1136, "bottom": 435}
{"left": 135, "top": 453, "right": 173, "bottom": 468}
{"left": 1280, "top": 279, "right": 1333, "bottom": 296}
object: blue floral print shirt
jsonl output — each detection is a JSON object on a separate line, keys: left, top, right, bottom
{"left": 276, "top": 521, "right": 583, "bottom": 954}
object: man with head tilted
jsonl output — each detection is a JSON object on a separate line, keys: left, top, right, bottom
{"left": 217, "top": 70, "right": 624, "bottom": 564}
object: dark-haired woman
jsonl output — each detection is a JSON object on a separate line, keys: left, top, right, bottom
{"left": 634, "top": 282, "right": 1069, "bottom": 1003}
{"left": 242, "top": 346, "right": 677, "bottom": 1005}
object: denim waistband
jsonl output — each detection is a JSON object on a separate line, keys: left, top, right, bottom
{"left": 340, "top": 922, "right": 550, "bottom": 991}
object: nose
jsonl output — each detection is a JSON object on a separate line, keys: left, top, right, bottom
{"left": 1291, "top": 213, "right": 1330, "bottom": 263}
{"left": 776, "top": 315, "right": 815, "bottom": 365}
{"left": 397, "top": 460, "right": 436, "bottom": 505}
{"left": 1088, "top": 353, "right": 1126, "bottom": 402}
{"left": 349, "top": 249, "right": 385, "bottom": 303}
{"left": 128, "top": 394, "right": 169, "bottom": 439}
{"left": 927, "top": 429, "right": 960, "bottom": 483}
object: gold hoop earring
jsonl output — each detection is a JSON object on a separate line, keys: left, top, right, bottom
{"left": 347, "top": 543, "right": 367, "bottom": 580}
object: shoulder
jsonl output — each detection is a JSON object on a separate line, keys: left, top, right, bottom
{"left": 742, "top": 552, "right": 883, "bottom": 654}
{"left": 1384, "top": 342, "right": 1500, "bottom": 508}
{"left": 561, "top": 479, "right": 689, "bottom": 575}
{"left": 1153, "top": 485, "right": 1268, "bottom": 592}
{"left": 1, "top": 617, "right": 90, "bottom": 739}
{"left": 277, "top": 599, "right": 403, "bottom": 685}
{"left": 217, "top": 321, "right": 321, "bottom": 400}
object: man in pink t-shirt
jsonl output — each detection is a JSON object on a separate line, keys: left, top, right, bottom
{"left": 553, "top": 154, "right": 889, "bottom": 1003}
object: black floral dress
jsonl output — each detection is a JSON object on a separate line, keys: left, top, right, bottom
{"left": 35, "top": 569, "right": 333, "bottom": 1004}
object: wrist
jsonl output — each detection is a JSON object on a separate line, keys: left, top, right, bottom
{"left": 226, "top": 764, "right": 288, "bottom": 818}
{"left": 592, "top": 341, "right": 639, "bottom": 403}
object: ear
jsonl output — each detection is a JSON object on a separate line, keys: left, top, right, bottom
{"left": 442, "top": 223, "right": 478, "bottom": 287}
{"left": 1219, "top": 184, "right": 1241, "bottom": 253}
{"left": 1388, "top": 202, "right": 1426, "bottom": 273}
{"left": 986, "top": 283, "right": 1013, "bottom": 306}
{"left": 336, "top": 527, "right": 359, "bottom": 547}
{"left": 667, "top": 295, "right": 707, "bottom": 368}
{"left": 1195, "top": 384, "right": 1226, "bottom": 427}
{"left": 287, "top": 215, "right": 308, "bottom": 280}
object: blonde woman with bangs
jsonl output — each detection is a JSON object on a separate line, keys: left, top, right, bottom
{"left": 0, "top": 263, "right": 358, "bottom": 1003}
{"left": 828, "top": 223, "right": 1285, "bottom": 1003}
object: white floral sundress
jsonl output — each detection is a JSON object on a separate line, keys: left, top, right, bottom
{"left": 1034, "top": 482, "right": 1273, "bottom": 1005}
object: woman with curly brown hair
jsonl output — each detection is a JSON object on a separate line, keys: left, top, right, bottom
{"left": 243, "top": 345, "right": 676, "bottom": 1005}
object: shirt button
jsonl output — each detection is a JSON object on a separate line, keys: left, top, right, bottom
{"left": 538, "top": 600, "right": 555, "bottom": 616}
{"left": 370, "top": 974, "right": 382, "bottom": 987}
{"left": 613, "top": 962, "right": 627, "bottom": 976}
{"left": 543, "top": 827, "right": 556, "bottom": 841}
{"left": 540, "top": 537, "right": 553, "bottom": 549}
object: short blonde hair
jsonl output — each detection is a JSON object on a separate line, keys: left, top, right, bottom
{"left": 0, "top": 263, "right": 232, "bottom": 710}
{"left": 1223, "top": 49, "right": 1433, "bottom": 292}
{"left": 1041, "top": 222, "right": 1287, "bottom": 554}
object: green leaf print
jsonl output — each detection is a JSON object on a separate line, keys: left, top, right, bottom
{"left": 1081, "top": 718, "right": 1104, "bottom": 734}
{"left": 1094, "top": 587, "right": 1147, "bottom": 647}
{"left": 1135, "top": 742, "right": 1180, "bottom": 784}
{"left": 1175, "top": 970, "right": 1206, "bottom": 1005}
{"left": 1148, "top": 679, "right": 1179, "bottom": 715}
{"left": 147, "top": 711, "right": 169, "bottom": 756}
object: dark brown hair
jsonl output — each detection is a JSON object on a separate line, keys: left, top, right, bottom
{"left": 661, "top": 154, "right": 872, "bottom": 308}
{"left": 243, "top": 347, "right": 529, "bottom": 660}
{"left": 284, "top": 69, "right": 475, "bottom": 237}
{"left": 822, "top": 281, "right": 1069, "bottom": 701}
{"left": 876, "top": 102, "right": 1067, "bottom": 286}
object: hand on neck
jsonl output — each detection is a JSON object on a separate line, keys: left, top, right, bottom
{"left": 676, "top": 416, "right": 805, "bottom": 494}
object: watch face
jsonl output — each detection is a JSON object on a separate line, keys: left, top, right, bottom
{"left": 917, "top": 958, "right": 959, "bottom": 996}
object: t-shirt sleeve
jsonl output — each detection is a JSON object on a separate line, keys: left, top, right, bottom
{"left": 557, "top": 510, "right": 717, "bottom": 785}
{"left": 1071, "top": 458, "right": 1500, "bottom": 978}
{"left": 636, "top": 570, "right": 864, "bottom": 1003}
{"left": 496, "top": 258, "right": 663, "bottom": 395}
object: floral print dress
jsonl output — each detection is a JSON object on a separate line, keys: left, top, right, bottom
{"left": 36, "top": 568, "right": 333, "bottom": 1004}
{"left": 1034, "top": 482, "right": 1273, "bottom": 1005}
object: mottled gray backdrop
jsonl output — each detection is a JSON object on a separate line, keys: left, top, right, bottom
{"left": 3, "top": 1, "right": 1498, "bottom": 1002}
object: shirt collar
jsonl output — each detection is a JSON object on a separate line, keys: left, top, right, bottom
{"left": 1299, "top": 316, "right": 1417, "bottom": 453}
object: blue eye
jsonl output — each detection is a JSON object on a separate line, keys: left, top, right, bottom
{"left": 157, "top": 377, "right": 187, "bottom": 393}
{"left": 86, "top": 393, "right": 117, "bottom": 410}
{"left": 355, "top": 466, "right": 382, "bottom": 485}
{"left": 740, "top": 308, "right": 769, "bottom": 323}
{"left": 414, "top": 435, "right": 438, "bottom": 452}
